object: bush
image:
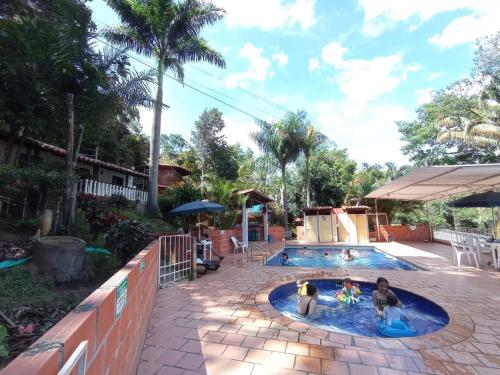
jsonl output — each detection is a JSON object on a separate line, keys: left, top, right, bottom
{"left": 105, "top": 221, "right": 152, "bottom": 266}
{"left": 11, "top": 218, "right": 40, "bottom": 233}
{"left": 85, "top": 253, "right": 121, "bottom": 282}
{"left": 108, "top": 194, "right": 129, "bottom": 213}
{"left": 158, "top": 181, "right": 202, "bottom": 220}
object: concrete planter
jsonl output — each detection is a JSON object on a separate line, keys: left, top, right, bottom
{"left": 33, "top": 236, "right": 86, "bottom": 282}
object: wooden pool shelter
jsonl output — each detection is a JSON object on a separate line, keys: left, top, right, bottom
{"left": 237, "top": 189, "right": 274, "bottom": 245}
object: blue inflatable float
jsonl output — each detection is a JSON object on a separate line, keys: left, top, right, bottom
{"left": 376, "top": 319, "right": 416, "bottom": 338}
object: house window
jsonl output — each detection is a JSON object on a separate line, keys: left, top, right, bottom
{"left": 112, "top": 176, "right": 124, "bottom": 186}
{"left": 76, "top": 168, "right": 91, "bottom": 178}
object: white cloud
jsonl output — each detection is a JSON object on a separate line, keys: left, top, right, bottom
{"left": 316, "top": 100, "right": 411, "bottom": 164}
{"left": 321, "top": 42, "right": 347, "bottom": 66}
{"left": 308, "top": 58, "right": 320, "bottom": 72}
{"left": 356, "top": 0, "right": 499, "bottom": 48}
{"left": 426, "top": 72, "right": 443, "bottom": 81}
{"left": 415, "top": 88, "right": 434, "bottom": 105}
{"left": 271, "top": 52, "right": 289, "bottom": 67}
{"left": 222, "top": 116, "right": 260, "bottom": 153}
{"left": 212, "top": 0, "right": 316, "bottom": 31}
{"left": 428, "top": 11, "right": 499, "bottom": 49}
{"left": 225, "top": 43, "right": 272, "bottom": 89}
{"left": 320, "top": 41, "right": 421, "bottom": 104}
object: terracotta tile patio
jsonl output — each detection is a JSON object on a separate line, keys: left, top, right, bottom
{"left": 137, "top": 241, "right": 500, "bottom": 374}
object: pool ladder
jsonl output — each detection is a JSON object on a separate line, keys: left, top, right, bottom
{"left": 247, "top": 243, "right": 268, "bottom": 265}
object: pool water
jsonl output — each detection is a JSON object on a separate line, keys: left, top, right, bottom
{"left": 266, "top": 246, "right": 418, "bottom": 270}
{"left": 269, "top": 280, "right": 449, "bottom": 337}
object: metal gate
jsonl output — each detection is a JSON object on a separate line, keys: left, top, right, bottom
{"left": 159, "top": 235, "right": 194, "bottom": 287}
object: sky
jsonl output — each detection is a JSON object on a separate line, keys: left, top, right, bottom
{"left": 89, "top": 0, "right": 500, "bottom": 166}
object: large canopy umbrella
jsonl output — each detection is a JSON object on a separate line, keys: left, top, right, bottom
{"left": 448, "top": 191, "right": 500, "bottom": 235}
{"left": 169, "top": 200, "right": 225, "bottom": 238}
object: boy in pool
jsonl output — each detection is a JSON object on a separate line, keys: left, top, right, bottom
{"left": 342, "top": 249, "right": 355, "bottom": 261}
{"left": 337, "top": 277, "right": 361, "bottom": 303}
{"left": 372, "top": 277, "right": 400, "bottom": 317}
{"left": 383, "top": 293, "right": 408, "bottom": 325}
{"left": 297, "top": 283, "right": 318, "bottom": 316}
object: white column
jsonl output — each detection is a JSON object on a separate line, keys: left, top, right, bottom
{"left": 263, "top": 204, "right": 269, "bottom": 242}
{"left": 242, "top": 203, "right": 248, "bottom": 245}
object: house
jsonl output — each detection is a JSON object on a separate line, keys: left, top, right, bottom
{"left": 135, "top": 164, "right": 191, "bottom": 191}
{"left": 0, "top": 135, "right": 149, "bottom": 201}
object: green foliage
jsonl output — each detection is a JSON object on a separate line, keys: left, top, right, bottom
{"left": 107, "top": 194, "right": 129, "bottom": 213}
{"left": 0, "top": 164, "right": 65, "bottom": 190}
{"left": 105, "top": 220, "right": 152, "bottom": 266}
{"left": 0, "top": 269, "right": 56, "bottom": 311}
{"left": 158, "top": 181, "right": 202, "bottom": 220}
{"left": 121, "top": 208, "right": 173, "bottom": 233}
{"left": 0, "top": 325, "right": 8, "bottom": 359}
{"left": 85, "top": 253, "right": 121, "bottom": 283}
{"left": 11, "top": 218, "right": 41, "bottom": 234}
{"left": 161, "top": 134, "right": 188, "bottom": 159}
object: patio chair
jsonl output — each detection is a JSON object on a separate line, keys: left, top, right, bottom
{"left": 231, "top": 236, "right": 247, "bottom": 254}
{"left": 470, "top": 236, "right": 491, "bottom": 265}
{"left": 451, "top": 242, "right": 479, "bottom": 268}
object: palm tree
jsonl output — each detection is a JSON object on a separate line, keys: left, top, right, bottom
{"left": 436, "top": 82, "right": 500, "bottom": 158}
{"left": 104, "top": 0, "right": 226, "bottom": 216}
{"left": 299, "top": 114, "right": 327, "bottom": 206}
{"left": 251, "top": 112, "right": 303, "bottom": 227}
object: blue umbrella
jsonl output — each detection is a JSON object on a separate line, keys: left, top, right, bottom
{"left": 169, "top": 200, "right": 225, "bottom": 215}
{"left": 169, "top": 200, "right": 225, "bottom": 239}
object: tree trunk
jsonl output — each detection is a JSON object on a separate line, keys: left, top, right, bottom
{"left": 63, "top": 93, "right": 75, "bottom": 231}
{"left": 305, "top": 155, "right": 311, "bottom": 207}
{"left": 281, "top": 165, "right": 288, "bottom": 228}
{"left": 145, "top": 60, "right": 164, "bottom": 217}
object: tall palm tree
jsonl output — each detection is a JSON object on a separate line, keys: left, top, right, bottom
{"left": 104, "top": 0, "right": 226, "bottom": 216}
{"left": 299, "top": 114, "right": 327, "bottom": 206}
{"left": 251, "top": 112, "right": 303, "bottom": 227}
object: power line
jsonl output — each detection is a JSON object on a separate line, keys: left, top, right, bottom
{"left": 92, "top": 18, "right": 285, "bottom": 122}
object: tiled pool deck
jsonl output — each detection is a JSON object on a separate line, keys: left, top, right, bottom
{"left": 137, "top": 241, "right": 500, "bottom": 375}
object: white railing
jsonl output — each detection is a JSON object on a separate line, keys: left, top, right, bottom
{"left": 433, "top": 228, "right": 489, "bottom": 243}
{"left": 78, "top": 179, "right": 147, "bottom": 202}
{"left": 159, "top": 235, "right": 194, "bottom": 287}
{"left": 58, "top": 340, "right": 88, "bottom": 375}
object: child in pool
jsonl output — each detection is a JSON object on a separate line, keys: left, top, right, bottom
{"left": 282, "top": 252, "right": 290, "bottom": 266}
{"left": 336, "top": 278, "right": 360, "bottom": 303}
{"left": 340, "top": 249, "right": 355, "bottom": 261}
{"left": 383, "top": 293, "right": 408, "bottom": 325}
{"left": 297, "top": 283, "right": 318, "bottom": 316}
{"left": 372, "top": 277, "right": 400, "bottom": 317}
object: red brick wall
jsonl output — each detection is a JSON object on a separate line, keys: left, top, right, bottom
{"left": 203, "top": 226, "right": 284, "bottom": 254}
{"left": 1, "top": 241, "right": 160, "bottom": 375}
{"left": 268, "top": 226, "right": 284, "bottom": 242}
{"left": 375, "top": 225, "right": 431, "bottom": 242}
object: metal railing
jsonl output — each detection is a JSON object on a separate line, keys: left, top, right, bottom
{"left": 57, "top": 340, "right": 88, "bottom": 375}
{"left": 78, "top": 179, "right": 148, "bottom": 202}
{"left": 248, "top": 243, "right": 268, "bottom": 265}
{"left": 159, "top": 235, "right": 193, "bottom": 287}
{"left": 433, "top": 228, "right": 489, "bottom": 243}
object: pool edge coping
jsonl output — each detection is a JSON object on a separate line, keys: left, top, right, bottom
{"left": 255, "top": 272, "right": 474, "bottom": 351}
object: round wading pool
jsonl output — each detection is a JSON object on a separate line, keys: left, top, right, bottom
{"left": 268, "top": 280, "right": 449, "bottom": 338}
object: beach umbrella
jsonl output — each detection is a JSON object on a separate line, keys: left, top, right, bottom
{"left": 169, "top": 200, "right": 225, "bottom": 238}
{"left": 448, "top": 191, "right": 500, "bottom": 235}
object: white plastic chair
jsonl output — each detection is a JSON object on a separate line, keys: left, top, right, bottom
{"left": 231, "top": 236, "right": 247, "bottom": 254}
{"left": 200, "top": 239, "right": 213, "bottom": 260}
{"left": 470, "top": 236, "right": 491, "bottom": 265}
{"left": 451, "top": 241, "right": 479, "bottom": 268}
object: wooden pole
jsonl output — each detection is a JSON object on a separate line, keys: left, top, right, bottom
{"left": 375, "top": 199, "right": 380, "bottom": 242}
{"left": 425, "top": 201, "right": 433, "bottom": 242}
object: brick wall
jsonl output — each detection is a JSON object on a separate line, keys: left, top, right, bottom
{"left": 268, "top": 226, "right": 284, "bottom": 242}
{"left": 375, "top": 225, "right": 431, "bottom": 242}
{"left": 1, "top": 241, "right": 160, "bottom": 375}
{"left": 203, "top": 226, "right": 284, "bottom": 254}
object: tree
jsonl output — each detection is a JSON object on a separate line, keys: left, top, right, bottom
{"left": 298, "top": 113, "right": 327, "bottom": 206}
{"left": 160, "top": 133, "right": 188, "bottom": 160}
{"left": 252, "top": 112, "right": 304, "bottom": 227}
{"left": 191, "top": 108, "right": 226, "bottom": 192}
{"left": 105, "top": 0, "right": 226, "bottom": 217}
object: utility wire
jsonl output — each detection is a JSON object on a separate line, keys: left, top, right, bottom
{"left": 92, "top": 18, "right": 286, "bottom": 122}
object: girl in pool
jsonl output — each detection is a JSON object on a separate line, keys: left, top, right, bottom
{"left": 282, "top": 252, "right": 290, "bottom": 266}
{"left": 297, "top": 283, "right": 318, "bottom": 316}
{"left": 372, "top": 277, "right": 400, "bottom": 317}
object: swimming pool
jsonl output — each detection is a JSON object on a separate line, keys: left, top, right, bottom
{"left": 268, "top": 280, "right": 449, "bottom": 337}
{"left": 266, "top": 246, "right": 419, "bottom": 270}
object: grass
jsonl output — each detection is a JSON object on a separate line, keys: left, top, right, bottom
{"left": 122, "top": 209, "right": 175, "bottom": 233}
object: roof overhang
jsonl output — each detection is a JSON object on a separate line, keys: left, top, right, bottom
{"left": 237, "top": 189, "right": 274, "bottom": 203}
{"left": 364, "top": 164, "right": 500, "bottom": 202}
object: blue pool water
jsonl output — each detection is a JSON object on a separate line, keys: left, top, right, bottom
{"left": 269, "top": 280, "right": 449, "bottom": 337}
{"left": 266, "top": 246, "right": 418, "bottom": 270}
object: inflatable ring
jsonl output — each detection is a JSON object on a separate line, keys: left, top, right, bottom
{"left": 376, "top": 319, "right": 416, "bottom": 338}
{"left": 335, "top": 292, "right": 359, "bottom": 304}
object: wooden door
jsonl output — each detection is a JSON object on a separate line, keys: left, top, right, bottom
{"left": 319, "top": 215, "right": 333, "bottom": 242}
{"left": 356, "top": 215, "right": 369, "bottom": 243}
{"left": 337, "top": 214, "right": 348, "bottom": 242}
{"left": 305, "top": 215, "right": 318, "bottom": 242}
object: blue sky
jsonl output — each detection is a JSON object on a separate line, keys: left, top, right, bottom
{"left": 89, "top": 0, "right": 499, "bottom": 166}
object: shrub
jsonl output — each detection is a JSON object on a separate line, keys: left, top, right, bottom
{"left": 108, "top": 194, "right": 129, "bottom": 213}
{"left": 158, "top": 181, "right": 202, "bottom": 220}
{"left": 0, "top": 325, "right": 8, "bottom": 359}
{"left": 105, "top": 221, "right": 152, "bottom": 266}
